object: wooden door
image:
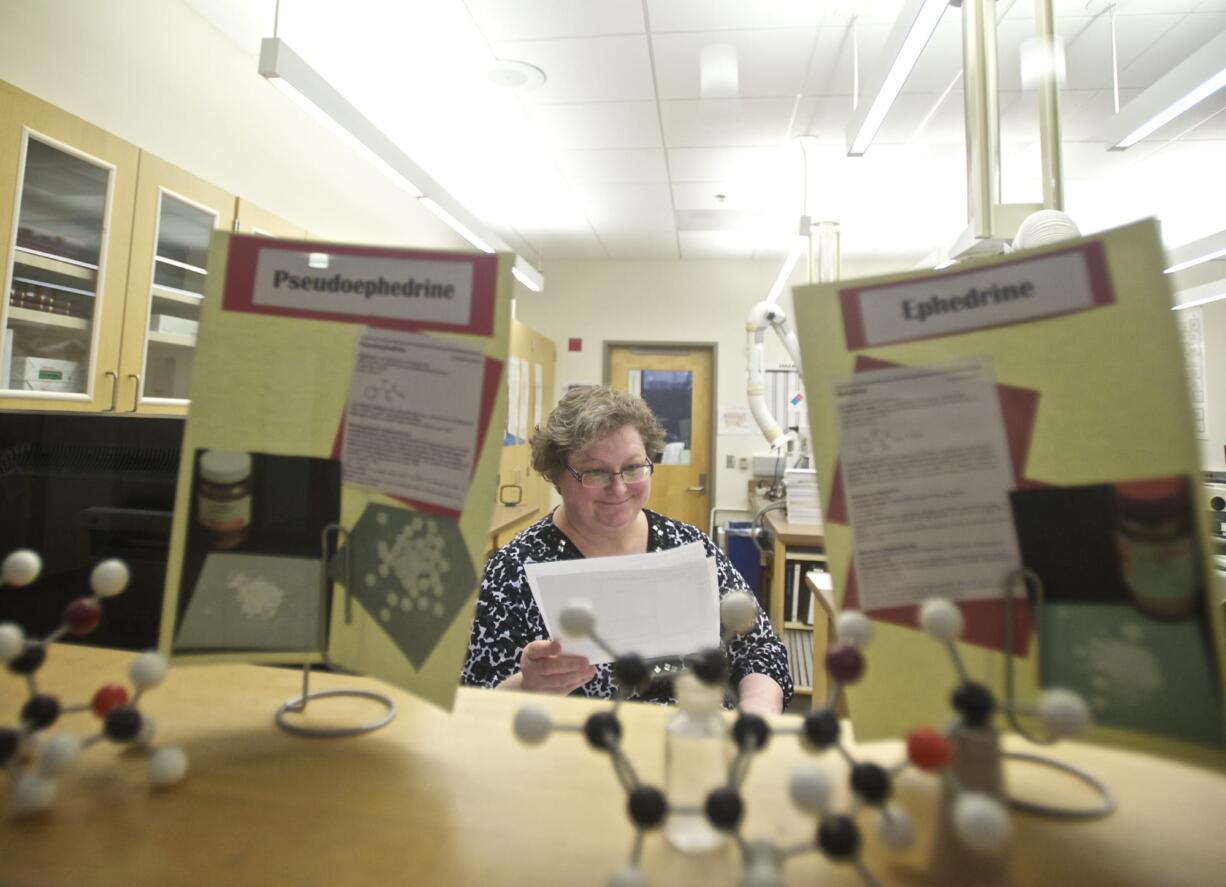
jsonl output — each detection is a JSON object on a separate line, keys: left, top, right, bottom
{"left": 607, "top": 345, "right": 713, "bottom": 532}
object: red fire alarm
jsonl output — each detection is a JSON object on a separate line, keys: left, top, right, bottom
{"left": 568, "top": 338, "right": 582, "bottom": 352}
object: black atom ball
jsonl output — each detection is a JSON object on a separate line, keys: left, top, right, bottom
{"left": 104, "top": 705, "right": 143, "bottom": 742}
{"left": 613, "top": 653, "right": 650, "bottom": 693}
{"left": 952, "top": 681, "right": 996, "bottom": 728}
{"left": 704, "top": 786, "right": 744, "bottom": 831}
{"left": 849, "top": 762, "right": 891, "bottom": 805}
{"left": 8, "top": 642, "right": 46, "bottom": 675}
{"left": 627, "top": 786, "right": 668, "bottom": 829}
{"left": 689, "top": 647, "right": 729, "bottom": 686}
{"left": 0, "top": 728, "right": 19, "bottom": 765}
{"left": 818, "top": 814, "right": 861, "bottom": 860}
{"left": 583, "top": 711, "right": 622, "bottom": 752}
{"left": 732, "top": 713, "right": 770, "bottom": 753}
{"left": 20, "top": 694, "right": 61, "bottom": 731}
{"left": 803, "top": 709, "right": 841, "bottom": 748}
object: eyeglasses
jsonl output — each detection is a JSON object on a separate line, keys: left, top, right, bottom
{"left": 564, "top": 461, "right": 654, "bottom": 489}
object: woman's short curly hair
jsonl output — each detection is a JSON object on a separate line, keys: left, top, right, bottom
{"left": 531, "top": 385, "right": 666, "bottom": 484}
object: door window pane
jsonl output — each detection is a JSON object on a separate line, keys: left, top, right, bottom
{"left": 641, "top": 370, "right": 692, "bottom": 464}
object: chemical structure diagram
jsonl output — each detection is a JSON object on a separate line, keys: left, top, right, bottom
{"left": 512, "top": 592, "right": 1093, "bottom": 887}
{"left": 1, "top": 550, "right": 188, "bottom": 816}
{"left": 364, "top": 378, "right": 409, "bottom": 403}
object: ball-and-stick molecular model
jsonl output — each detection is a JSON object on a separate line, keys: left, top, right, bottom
{"left": 511, "top": 593, "right": 1094, "bottom": 887}
{"left": 1, "top": 549, "right": 189, "bottom": 816}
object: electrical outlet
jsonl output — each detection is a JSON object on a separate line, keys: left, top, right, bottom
{"left": 725, "top": 455, "right": 735, "bottom": 469}
{"left": 738, "top": 457, "right": 749, "bottom": 470}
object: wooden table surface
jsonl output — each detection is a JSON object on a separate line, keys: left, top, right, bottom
{"left": 3, "top": 644, "right": 1226, "bottom": 886}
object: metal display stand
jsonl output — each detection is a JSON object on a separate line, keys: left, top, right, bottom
{"left": 274, "top": 523, "right": 397, "bottom": 738}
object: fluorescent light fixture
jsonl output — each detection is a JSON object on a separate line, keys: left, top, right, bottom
{"left": 1172, "top": 279, "right": 1226, "bottom": 311}
{"left": 1100, "top": 30, "right": 1226, "bottom": 150}
{"left": 766, "top": 238, "right": 806, "bottom": 305}
{"left": 847, "top": 0, "right": 951, "bottom": 156}
{"left": 259, "top": 37, "right": 534, "bottom": 270}
{"left": 1165, "top": 228, "right": 1226, "bottom": 275}
{"left": 511, "top": 257, "right": 544, "bottom": 292}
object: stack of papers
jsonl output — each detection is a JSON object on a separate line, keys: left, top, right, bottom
{"left": 785, "top": 468, "right": 822, "bottom": 525}
{"left": 524, "top": 542, "right": 719, "bottom": 664}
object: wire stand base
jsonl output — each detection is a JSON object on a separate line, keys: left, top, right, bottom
{"left": 275, "top": 665, "right": 396, "bottom": 739}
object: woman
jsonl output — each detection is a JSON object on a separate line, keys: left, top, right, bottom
{"left": 461, "top": 385, "right": 792, "bottom": 716}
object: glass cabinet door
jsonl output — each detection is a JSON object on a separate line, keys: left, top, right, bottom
{"left": 141, "top": 191, "right": 216, "bottom": 400}
{"left": 2, "top": 135, "right": 111, "bottom": 398}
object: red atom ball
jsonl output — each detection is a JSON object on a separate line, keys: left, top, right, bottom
{"left": 91, "top": 683, "right": 130, "bottom": 718}
{"left": 906, "top": 726, "right": 952, "bottom": 771}
{"left": 64, "top": 597, "right": 103, "bottom": 635}
{"left": 824, "top": 644, "right": 865, "bottom": 684}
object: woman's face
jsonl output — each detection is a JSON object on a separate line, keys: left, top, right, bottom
{"left": 559, "top": 424, "right": 651, "bottom": 535}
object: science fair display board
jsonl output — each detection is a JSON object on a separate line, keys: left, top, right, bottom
{"left": 793, "top": 219, "right": 1226, "bottom": 764}
{"left": 158, "top": 232, "right": 510, "bottom": 710}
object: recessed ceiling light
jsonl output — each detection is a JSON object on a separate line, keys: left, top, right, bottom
{"left": 486, "top": 59, "right": 546, "bottom": 91}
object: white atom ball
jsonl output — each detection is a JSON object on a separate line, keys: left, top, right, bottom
{"left": 148, "top": 746, "right": 189, "bottom": 788}
{"left": 875, "top": 804, "right": 916, "bottom": 850}
{"left": 721, "top": 591, "right": 758, "bottom": 635}
{"left": 559, "top": 599, "right": 597, "bottom": 638}
{"left": 954, "top": 792, "right": 1011, "bottom": 854}
{"left": 130, "top": 651, "right": 169, "bottom": 690}
{"left": 920, "top": 598, "right": 964, "bottom": 642}
{"left": 512, "top": 705, "right": 553, "bottom": 745}
{"left": 835, "top": 611, "right": 873, "bottom": 647}
{"left": 608, "top": 865, "right": 649, "bottom": 887}
{"left": 40, "top": 734, "right": 82, "bottom": 776}
{"left": 13, "top": 772, "right": 57, "bottom": 815}
{"left": 137, "top": 714, "right": 157, "bottom": 747}
{"left": 91, "top": 559, "right": 131, "bottom": 598}
{"left": 2, "top": 549, "right": 42, "bottom": 587}
{"left": 1037, "top": 687, "right": 1091, "bottom": 738}
{"left": 0, "top": 622, "right": 25, "bottom": 663}
{"left": 788, "top": 764, "right": 834, "bottom": 813}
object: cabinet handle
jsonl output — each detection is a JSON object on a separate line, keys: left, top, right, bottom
{"left": 103, "top": 371, "right": 118, "bottom": 412}
{"left": 126, "top": 373, "right": 141, "bottom": 412}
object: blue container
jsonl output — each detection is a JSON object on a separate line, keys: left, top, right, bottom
{"left": 725, "top": 520, "right": 764, "bottom": 607}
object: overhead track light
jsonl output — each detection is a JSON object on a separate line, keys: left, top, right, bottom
{"left": 257, "top": 37, "right": 544, "bottom": 291}
{"left": 1099, "top": 30, "right": 1226, "bottom": 150}
{"left": 846, "top": 0, "right": 952, "bottom": 156}
{"left": 1164, "top": 229, "right": 1226, "bottom": 276}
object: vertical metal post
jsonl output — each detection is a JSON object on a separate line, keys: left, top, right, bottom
{"left": 962, "top": 0, "right": 1001, "bottom": 239}
{"left": 1035, "top": 0, "right": 1065, "bottom": 210}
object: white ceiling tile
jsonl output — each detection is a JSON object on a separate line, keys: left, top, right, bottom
{"left": 803, "top": 22, "right": 891, "bottom": 97}
{"left": 644, "top": 0, "right": 827, "bottom": 33}
{"left": 1195, "top": 0, "right": 1226, "bottom": 11}
{"left": 668, "top": 146, "right": 797, "bottom": 182}
{"left": 902, "top": 19, "right": 963, "bottom": 94}
{"left": 650, "top": 28, "right": 818, "bottom": 100}
{"left": 465, "top": 0, "right": 644, "bottom": 42}
{"left": 555, "top": 148, "right": 669, "bottom": 184}
{"left": 1120, "top": 13, "right": 1226, "bottom": 89}
{"left": 495, "top": 34, "right": 655, "bottom": 104}
{"left": 527, "top": 101, "right": 663, "bottom": 149}
{"left": 660, "top": 96, "right": 812, "bottom": 147}
{"left": 678, "top": 230, "right": 755, "bottom": 259}
{"left": 529, "top": 229, "right": 610, "bottom": 259}
{"left": 597, "top": 229, "right": 680, "bottom": 258}
{"left": 577, "top": 183, "right": 676, "bottom": 230}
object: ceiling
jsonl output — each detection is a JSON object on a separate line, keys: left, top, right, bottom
{"left": 184, "top": 0, "right": 1226, "bottom": 267}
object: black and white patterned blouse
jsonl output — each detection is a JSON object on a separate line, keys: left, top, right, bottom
{"left": 461, "top": 508, "right": 793, "bottom": 708}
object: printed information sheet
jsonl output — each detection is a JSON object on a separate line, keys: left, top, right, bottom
{"left": 342, "top": 329, "right": 485, "bottom": 511}
{"left": 524, "top": 542, "right": 720, "bottom": 664}
{"left": 835, "top": 359, "right": 1021, "bottom": 609}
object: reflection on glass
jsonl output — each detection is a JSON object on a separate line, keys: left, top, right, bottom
{"left": 2, "top": 136, "right": 109, "bottom": 395}
{"left": 641, "top": 370, "right": 692, "bottom": 464}
{"left": 144, "top": 193, "right": 214, "bottom": 400}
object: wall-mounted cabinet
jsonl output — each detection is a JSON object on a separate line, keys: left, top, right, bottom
{"left": 0, "top": 80, "right": 138, "bottom": 412}
{"left": 0, "top": 81, "right": 308, "bottom": 416}
{"left": 118, "top": 152, "right": 235, "bottom": 413}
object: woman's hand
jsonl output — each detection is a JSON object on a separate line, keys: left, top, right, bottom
{"left": 499, "top": 640, "right": 597, "bottom": 694}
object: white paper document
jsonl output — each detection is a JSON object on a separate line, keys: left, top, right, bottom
{"left": 342, "top": 329, "right": 484, "bottom": 511}
{"left": 835, "top": 359, "right": 1021, "bottom": 609}
{"left": 524, "top": 542, "right": 721, "bottom": 665}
